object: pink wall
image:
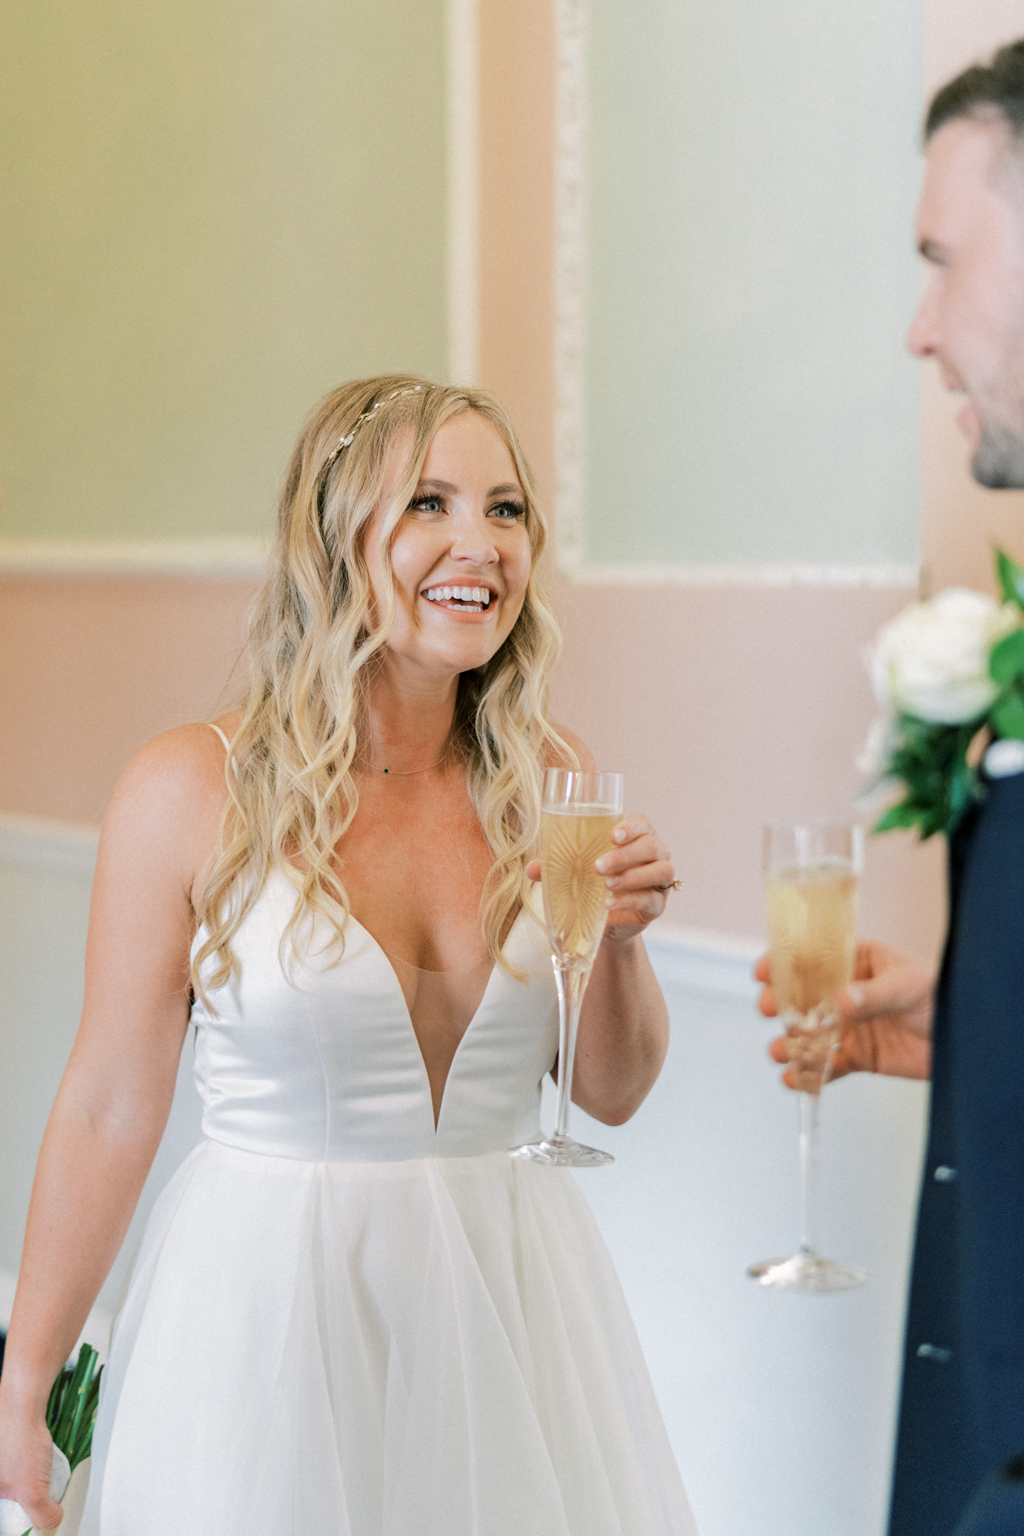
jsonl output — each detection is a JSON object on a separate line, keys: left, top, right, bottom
{"left": 548, "top": 577, "right": 945, "bottom": 961}
{"left": 0, "top": 576, "right": 255, "bottom": 823}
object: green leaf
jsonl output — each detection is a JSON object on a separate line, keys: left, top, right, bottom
{"left": 997, "top": 548, "right": 1024, "bottom": 610}
{"left": 874, "top": 803, "right": 921, "bottom": 833}
{"left": 991, "top": 629, "right": 1024, "bottom": 685}
{"left": 871, "top": 714, "right": 986, "bottom": 840}
{"left": 992, "top": 691, "right": 1024, "bottom": 740}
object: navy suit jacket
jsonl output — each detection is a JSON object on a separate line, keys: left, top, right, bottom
{"left": 889, "top": 771, "right": 1024, "bottom": 1535}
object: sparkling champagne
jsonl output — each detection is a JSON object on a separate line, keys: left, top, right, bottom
{"left": 540, "top": 807, "right": 619, "bottom": 964}
{"left": 765, "top": 859, "right": 858, "bottom": 1093}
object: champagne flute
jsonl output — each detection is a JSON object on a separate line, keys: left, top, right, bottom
{"left": 747, "top": 820, "right": 868, "bottom": 1292}
{"left": 508, "top": 768, "right": 623, "bottom": 1167}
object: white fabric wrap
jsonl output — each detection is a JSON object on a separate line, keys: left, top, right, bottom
{"left": 0, "top": 1445, "right": 72, "bottom": 1535}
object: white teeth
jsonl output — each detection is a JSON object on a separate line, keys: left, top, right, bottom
{"left": 423, "top": 585, "right": 492, "bottom": 607}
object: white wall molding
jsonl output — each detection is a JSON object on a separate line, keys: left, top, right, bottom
{"left": 446, "top": 0, "right": 479, "bottom": 385}
{"left": 560, "top": 560, "right": 919, "bottom": 590}
{"left": 0, "top": 814, "right": 99, "bottom": 873}
{"left": 0, "top": 538, "right": 268, "bottom": 578}
{"left": 644, "top": 923, "right": 761, "bottom": 999}
{"left": 0, "top": 539, "right": 918, "bottom": 590}
{"left": 554, "top": 0, "right": 587, "bottom": 574}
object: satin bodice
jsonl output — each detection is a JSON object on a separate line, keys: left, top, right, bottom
{"left": 190, "top": 871, "right": 559, "bottom": 1162}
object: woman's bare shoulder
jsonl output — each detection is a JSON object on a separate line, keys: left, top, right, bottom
{"left": 544, "top": 723, "right": 597, "bottom": 771}
{"left": 110, "top": 718, "right": 237, "bottom": 806}
{"left": 99, "top": 717, "right": 240, "bottom": 881}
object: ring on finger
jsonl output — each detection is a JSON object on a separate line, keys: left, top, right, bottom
{"left": 658, "top": 878, "right": 683, "bottom": 892}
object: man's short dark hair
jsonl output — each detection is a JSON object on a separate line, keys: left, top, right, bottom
{"left": 927, "top": 39, "right": 1024, "bottom": 142}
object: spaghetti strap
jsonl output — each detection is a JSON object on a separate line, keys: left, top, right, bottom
{"left": 207, "top": 722, "right": 232, "bottom": 753}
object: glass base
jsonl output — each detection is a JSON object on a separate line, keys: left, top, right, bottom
{"left": 507, "top": 1136, "right": 614, "bottom": 1167}
{"left": 747, "top": 1251, "right": 868, "bottom": 1292}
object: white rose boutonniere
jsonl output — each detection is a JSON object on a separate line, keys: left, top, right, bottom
{"left": 869, "top": 587, "right": 1018, "bottom": 724}
{"left": 860, "top": 551, "right": 1024, "bottom": 839}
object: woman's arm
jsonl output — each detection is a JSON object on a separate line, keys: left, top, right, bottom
{"left": 533, "top": 728, "right": 676, "bottom": 1127}
{"left": 0, "top": 727, "right": 224, "bottom": 1530}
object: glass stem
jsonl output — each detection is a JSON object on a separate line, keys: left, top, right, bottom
{"left": 798, "top": 1090, "right": 821, "bottom": 1258}
{"left": 553, "top": 958, "right": 590, "bottom": 1143}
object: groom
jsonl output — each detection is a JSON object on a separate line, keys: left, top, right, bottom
{"left": 761, "top": 39, "right": 1024, "bottom": 1536}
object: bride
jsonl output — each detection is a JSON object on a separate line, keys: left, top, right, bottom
{"left": 0, "top": 376, "right": 697, "bottom": 1535}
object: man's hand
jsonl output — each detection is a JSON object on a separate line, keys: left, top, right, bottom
{"left": 755, "top": 939, "right": 935, "bottom": 1085}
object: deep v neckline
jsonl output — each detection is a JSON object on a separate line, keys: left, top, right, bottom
{"left": 253, "top": 870, "right": 528, "bottom": 1133}
{"left": 346, "top": 906, "right": 526, "bottom": 1132}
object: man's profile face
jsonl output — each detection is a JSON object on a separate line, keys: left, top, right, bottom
{"left": 909, "top": 114, "right": 1024, "bottom": 488}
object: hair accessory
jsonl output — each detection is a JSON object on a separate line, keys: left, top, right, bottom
{"left": 323, "top": 385, "right": 425, "bottom": 473}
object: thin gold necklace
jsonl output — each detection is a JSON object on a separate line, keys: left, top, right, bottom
{"left": 368, "top": 736, "right": 457, "bottom": 777}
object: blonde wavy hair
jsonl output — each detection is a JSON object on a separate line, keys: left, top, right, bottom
{"left": 193, "top": 374, "right": 568, "bottom": 997}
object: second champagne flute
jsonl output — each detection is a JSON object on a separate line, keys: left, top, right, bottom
{"left": 509, "top": 768, "right": 623, "bottom": 1167}
{"left": 748, "top": 819, "right": 868, "bottom": 1292}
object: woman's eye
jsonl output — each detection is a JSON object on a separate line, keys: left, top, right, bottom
{"left": 490, "top": 501, "right": 526, "bottom": 521}
{"left": 408, "top": 496, "right": 444, "bottom": 515}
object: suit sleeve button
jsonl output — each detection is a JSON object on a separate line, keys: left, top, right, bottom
{"left": 933, "top": 1165, "right": 957, "bottom": 1182}
{"left": 916, "top": 1343, "right": 952, "bottom": 1362}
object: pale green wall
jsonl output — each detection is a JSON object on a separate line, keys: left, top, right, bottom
{"left": 0, "top": 0, "right": 448, "bottom": 542}
{"left": 584, "top": 1, "right": 923, "bottom": 567}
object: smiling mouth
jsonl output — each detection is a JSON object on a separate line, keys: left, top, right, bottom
{"left": 422, "top": 585, "right": 495, "bottom": 613}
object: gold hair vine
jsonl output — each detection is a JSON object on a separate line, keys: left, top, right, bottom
{"left": 323, "top": 385, "right": 425, "bottom": 472}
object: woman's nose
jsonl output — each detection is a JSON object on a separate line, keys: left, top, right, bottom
{"left": 450, "top": 512, "right": 499, "bottom": 563}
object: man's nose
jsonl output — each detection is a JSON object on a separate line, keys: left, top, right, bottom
{"left": 907, "top": 284, "right": 938, "bottom": 358}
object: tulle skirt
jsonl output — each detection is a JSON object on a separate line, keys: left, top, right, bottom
{"left": 81, "top": 1140, "right": 696, "bottom": 1536}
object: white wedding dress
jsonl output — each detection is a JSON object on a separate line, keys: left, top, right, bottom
{"left": 80, "top": 867, "right": 698, "bottom": 1535}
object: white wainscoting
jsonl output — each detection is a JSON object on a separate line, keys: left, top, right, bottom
{"left": 0, "top": 815, "right": 927, "bottom": 1536}
{"left": 0, "top": 815, "right": 203, "bottom": 1337}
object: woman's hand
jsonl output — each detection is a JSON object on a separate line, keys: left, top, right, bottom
{"left": 526, "top": 812, "right": 678, "bottom": 945}
{"left": 527, "top": 811, "right": 675, "bottom": 1122}
{"left": 0, "top": 1396, "right": 64, "bottom": 1532}
{"left": 755, "top": 939, "right": 935, "bottom": 1085}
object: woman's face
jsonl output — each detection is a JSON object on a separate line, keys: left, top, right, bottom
{"left": 365, "top": 410, "right": 533, "bottom": 680}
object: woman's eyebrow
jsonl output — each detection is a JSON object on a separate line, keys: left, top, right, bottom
{"left": 413, "top": 479, "right": 524, "bottom": 496}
